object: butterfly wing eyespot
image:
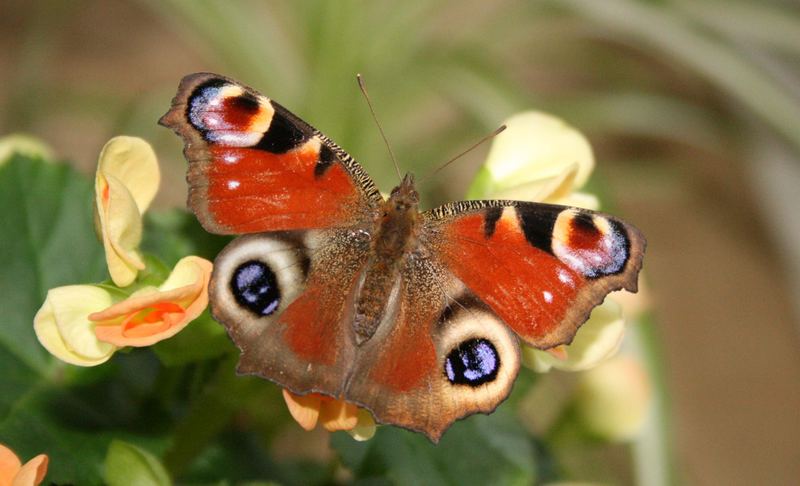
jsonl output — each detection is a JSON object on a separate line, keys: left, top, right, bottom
{"left": 210, "top": 233, "right": 309, "bottom": 343}
{"left": 445, "top": 338, "right": 499, "bottom": 386}
{"left": 230, "top": 261, "right": 281, "bottom": 317}
{"left": 160, "top": 72, "right": 382, "bottom": 235}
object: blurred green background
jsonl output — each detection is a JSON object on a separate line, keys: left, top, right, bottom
{"left": 2, "top": 0, "right": 800, "bottom": 484}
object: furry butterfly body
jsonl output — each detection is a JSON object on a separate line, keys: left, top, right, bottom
{"left": 160, "top": 73, "right": 645, "bottom": 442}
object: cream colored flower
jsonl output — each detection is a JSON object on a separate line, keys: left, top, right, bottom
{"left": 90, "top": 256, "right": 212, "bottom": 347}
{"left": 469, "top": 111, "right": 598, "bottom": 209}
{"left": 94, "top": 136, "right": 160, "bottom": 287}
{"left": 282, "top": 390, "right": 376, "bottom": 441}
{"left": 34, "top": 285, "right": 117, "bottom": 366}
{"left": 0, "top": 443, "right": 48, "bottom": 486}
{"left": 34, "top": 257, "right": 212, "bottom": 366}
{"left": 0, "top": 134, "right": 54, "bottom": 167}
{"left": 574, "top": 356, "right": 651, "bottom": 441}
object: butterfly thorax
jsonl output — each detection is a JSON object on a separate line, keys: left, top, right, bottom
{"left": 353, "top": 174, "right": 420, "bottom": 344}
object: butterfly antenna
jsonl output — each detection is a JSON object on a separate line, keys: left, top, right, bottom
{"left": 417, "top": 125, "right": 507, "bottom": 185}
{"left": 357, "top": 74, "right": 403, "bottom": 181}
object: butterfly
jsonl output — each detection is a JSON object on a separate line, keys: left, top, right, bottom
{"left": 159, "top": 73, "right": 645, "bottom": 442}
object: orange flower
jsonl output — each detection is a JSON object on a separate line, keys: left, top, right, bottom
{"left": 0, "top": 443, "right": 48, "bottom": 486}
{"left": 90, "top": 256, "right": 212, "bottom": 347}
{"left": 282, "top": 390, "right": 376, "bottom": 441}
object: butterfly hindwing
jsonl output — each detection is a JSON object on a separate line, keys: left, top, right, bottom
{"left": 345, "top": 255, "right": 520, "bottom": 442}
{"left": 159, "top": 73, "right": 382, "bottom": 234}
{"left": 423, "top": 201, "right": 645, "bottom": 348}
{"left": 210, "top": 228, "right": 371, "bottom": 395}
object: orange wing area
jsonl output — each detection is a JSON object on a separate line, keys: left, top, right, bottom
{"left": 424, "top": 202, "right": 644, "bottom": 349}
{"left": 279, "top": 271, "right": 357, "bottom": 367}
{"left": 190, "top": 143, "right": 364, "bottom": 233}
{"left": 160, "top": 72, "right": 381, "bottom": 234}
{"left": 364, "top": 293, "right": 439, "bottom": 392}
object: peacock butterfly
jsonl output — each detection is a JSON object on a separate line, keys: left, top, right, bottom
{"left": 159, "top": 73, "right": 645, "bottom": 442}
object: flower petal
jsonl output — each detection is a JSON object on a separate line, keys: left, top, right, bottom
{"left": 34, "top": 286, "right": 117, "bottom": 367}
{"left": 158, "top": 256, "right": 213, "bottom": 293}
{"left": 478, "top": 111, "right": 594, "bottom": 201}
{"left": 91, "top": 257, "right": 212, "bottom": 347}
{"left": 548, "top": 191, "right": 600, "bottom": 211}
{"left": 346, "top": 408, "right": 377, "bottom": 441}
{"left": 94, "top": 137, "right": 160, "bottom": 287}
{"left": 522, "top": 298, "right": 625, "bottom": 372}
{"left": 575, "top": 356, "right": 651, "bottom": 441}
{"left": 319, "top": 398, "right": 359, "bottom": 432}
{"left": 12, "top": 454, "right": 48, "bottom": 486}
{"left": 95, "top": 172, "right": 145, "bottom": 287}
{"left": 0, "top": 134, "right": 54, "bottom": 167}
{"left": 282, "top": 390, "right": 322, "bottom": 431}
{"left": 0, "top": 444, "right": 22, "bottom": 483}
{"left": 97, "top": 136, "right": 160, "bottom": 214}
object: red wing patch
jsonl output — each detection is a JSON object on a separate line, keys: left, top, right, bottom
{"left": 366, "top": 294, "right": 438, "bottom": 392}
{"left": 278, "top": 272, "right": 355, "bottom": 366}
{"left": 188, "top": 142, "right": 364, "bottom": 233}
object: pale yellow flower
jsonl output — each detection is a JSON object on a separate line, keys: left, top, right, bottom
{"left": 470, "top": 111, "right": 597, "bottom": 209}
{"left": 34, "top": 257, "right": 212, "bottom": 366}
{"left": 34, "top": 285, "right": 117, "bottom": 366}
{"left": 574, "top": 356, "right": 651, "bottom": 441}
{"left": 0, "top": 443, "right": 48, "bottom": 486}
{"left": 522, "top": 299, "right": 625, "bottom": 372}
{"left": 94, "top": 136, "right": 160, "bottom": 287}
{"left": 0, "top": 134, "right": 54, "bottom": 166}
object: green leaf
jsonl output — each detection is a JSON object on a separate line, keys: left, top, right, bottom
{"left": 0, "top": 347, "right": 170, "bottom": 485}
{"left": 105, "top": 440, "right": 173, "bottom": 486}
{"left": 163, "top": 357, "right": 257, "bottom": 477}
{"left": 332, "top": 408, "right": 537, "bottom": 485}
{"left": 0, "top": 154, "right": 106, "bottom": 374}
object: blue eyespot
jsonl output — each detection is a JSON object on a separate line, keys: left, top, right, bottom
{"left": 231, "top": 261, "right": 280, "bottom": 316}
{"left": 444, "top": 338, "right": 499, "bottom": 386}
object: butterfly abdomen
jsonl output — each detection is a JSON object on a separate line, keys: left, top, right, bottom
{"left": 353, "top": 176, "right": 421, "bottom": 344}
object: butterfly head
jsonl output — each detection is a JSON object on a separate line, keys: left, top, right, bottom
{"left": 387, "top": 173, "right": 419, "bottom": 214}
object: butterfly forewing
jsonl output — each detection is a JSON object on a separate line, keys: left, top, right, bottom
{"left": 159, "top": 73, "right": 382, "bottom": 234}
{"left": 422, "top": 200, "right": 645, "bottom": 349}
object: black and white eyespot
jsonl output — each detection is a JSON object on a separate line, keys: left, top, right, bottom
{"left": 436, "top": 305, "right": 519, "bottom": 399}
{"left": 210, "top": 233, "right": 309, "bottom": 339}
{"left": 230, "top": 261, "right": 281, "bottom": 316}
{"left": 552, "top": 209, "right": 630, "bottom": 278}
{"left": 444, "top": 338, "right": 500, "bottom": 386}
{"left": 188, "top": 80, "right": 274, "bottom": 147}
